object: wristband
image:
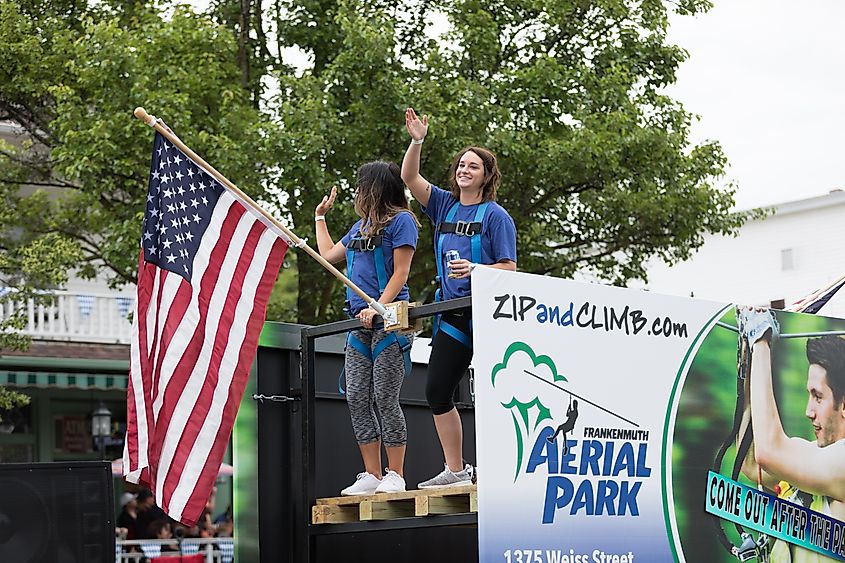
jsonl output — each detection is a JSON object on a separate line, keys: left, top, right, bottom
{"left": 411, "top": 138, "right": 424, "bottom": 145}
{"left": 315, "top": 216, "right": 326, "bottom": 222}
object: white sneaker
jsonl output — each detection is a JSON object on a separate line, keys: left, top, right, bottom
{"left": 341, "top": 472, "right": 382, "bottom": 496}
{"left": 417, "top": 464, "right": 474, "bottom": 489}
{"left": 375, "top": 470, "right": 406, "bottom": 494}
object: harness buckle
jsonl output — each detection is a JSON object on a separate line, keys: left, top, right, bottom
{"left": 354, "top": 237, "right": 376, "bottom": 251}
{"left": 454, "top": 220, "right": 470, "bottom": 236}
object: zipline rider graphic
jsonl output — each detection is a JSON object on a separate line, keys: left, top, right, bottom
{"left": 547, "top": 398, "right": 579, "bottom": 455}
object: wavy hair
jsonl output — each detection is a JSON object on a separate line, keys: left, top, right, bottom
{"left": 447, "top": 146, "right": 502, "bottom": 202}
{"left": 354, "top": 160, "right": 420, "bottom": 237}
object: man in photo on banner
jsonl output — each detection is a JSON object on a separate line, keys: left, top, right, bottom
{"left": 738, "top": 308, "right": 845, "bottom": 561}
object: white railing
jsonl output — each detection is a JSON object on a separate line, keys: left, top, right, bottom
{"left": 0, "top": 289, "right": 134, "bottom": 344}
{"left": 116, "top": 538, "right": 234, "bottom": 562}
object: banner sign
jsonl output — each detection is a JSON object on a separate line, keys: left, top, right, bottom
{"left": 471, "top": 268, "right": 845, "bottom": 563}
{"left": 706, "top": 472, "right": 845, "bottom": 559}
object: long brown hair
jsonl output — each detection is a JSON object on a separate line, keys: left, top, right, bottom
{"left": 354, "top": 160, "right": 420, "bottom": 237}
{"left": 447, "top": 146, "right": 501, "bottom": 202}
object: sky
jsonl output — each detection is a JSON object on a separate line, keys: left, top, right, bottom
{"left": 665, "top": 0, "right": 845, "bottom": 211}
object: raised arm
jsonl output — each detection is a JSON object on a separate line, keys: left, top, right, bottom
{"left": 401, "top": 107, "right": 432, "bottom": 207}
{"left": 314, "top": 186, "right": 347, "bottom": 264}
{"left": 738, "top": 378, "right": 779, "bottom": 489}
{"left": 740, "top": 309, "right": 845, "bottom": 501}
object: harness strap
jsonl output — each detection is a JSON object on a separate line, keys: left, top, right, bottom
{"left": 470, "top": 202, "right": 489, "bottom": 264}
{"left": 373, "top": 333, "right": 397, "bottom": 358}
{"left": 439, "top": 319, "right": 472, "bottom": 349}
{"left": 344, "top": 230, "right": 388, "bottom": 313}
{"left": 346, "top": 235, "right": 383, "bottom": 251}
{"left": 339, "top": 332, "right": 413, "bottom": 395}
{"left": 434, "top": 203, "right": 460, "bottom": 297}
{"left": 373, "top": 243, "right": 388, "bottom": 294}
{"left": 339, "top": 221, "right": 412, "bottom": 393}
{"left": 347, "top": 332, "right": 372, "bottom": 360}
{"left": 432, "top": 202, "right": 488, "bottom": 347}
{"left": 434, "top": 202, "right": 490, "bottom": 294}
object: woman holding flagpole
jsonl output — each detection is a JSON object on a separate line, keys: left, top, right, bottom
{"left": 401, "top": 107, "right": 517, "bottom": 489}
{"left": 314, "top": 161, "right": 420, "bottom": 495}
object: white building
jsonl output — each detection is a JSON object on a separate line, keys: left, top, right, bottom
{"left": 640, "top": 190, "right": 845, "bottom": 308}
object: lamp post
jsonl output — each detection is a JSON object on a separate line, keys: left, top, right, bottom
{"left": 91, "top": 402, "right": 112, "bottom": 460}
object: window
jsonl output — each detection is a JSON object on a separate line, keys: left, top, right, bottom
{"left": 0, "top": 403, "right": 33, "bottom": 435}
{"left": 781, "top": 248, "right": 794, "bottom": 271}
{"left": 0, "top": 403, "right": 36, "bottom": 463}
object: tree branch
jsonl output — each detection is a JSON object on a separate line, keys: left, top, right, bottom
{"left": 528, "top": 180, "right": 602, "bottom": 212}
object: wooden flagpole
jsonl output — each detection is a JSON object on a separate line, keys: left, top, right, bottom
{"left": 133, "top": 107, "right": 388, "bottom": 317}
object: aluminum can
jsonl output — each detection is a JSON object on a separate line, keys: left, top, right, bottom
{"left": 445, "top": 249, "right": 461, "bottom": 278}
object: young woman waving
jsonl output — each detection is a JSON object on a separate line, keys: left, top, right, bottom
{"left": 401, "top": 108, "right": 517, "bottom": 488}
{"left": 315, "top": 160, "right": 420, "bottom": 495}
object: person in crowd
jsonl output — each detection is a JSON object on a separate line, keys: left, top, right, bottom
{"left": 116, "top": 491, "right": 137, "bottom": 540}
{"left": 134, "top": 489, "right": 166, "bottom": 539}
{"left": 148, "top": 519, "right": 178, "bottom": 552}
{"left": 314, "top": 160, "right": 420, "bottom": 495}
{"left": 197, "top": 509, "right": 216, "bottom": 539}
{"left": 739, "top": 308, "right": 845, "bottom": 562}
{"left": 213, "top": 505, "right": 231, "bottom": 527}
{"left": 401, "top": 107, "right": 517, "bottom": 488}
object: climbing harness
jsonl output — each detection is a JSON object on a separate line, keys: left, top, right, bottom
{"left": 710, "top": 317, "right": 771, "bottom": 561}
{"left": 338, "top": 229, "right": 412, "bottom": 395}
{"left": 432, "top": 201, "right": 489, "bottom": 348}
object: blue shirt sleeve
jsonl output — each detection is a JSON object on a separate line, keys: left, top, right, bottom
{"left": 486, "top": 207, "right": 517, "bottom": 263}
{"left": 421, "top": 185, "right": 456, "bottom": 225}
{"left": 389, "top": 211, "right": 419, "bottom": 249}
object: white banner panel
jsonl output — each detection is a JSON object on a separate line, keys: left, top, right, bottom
{"left": 471, "top": 268, "right": 845, "bottom": 563}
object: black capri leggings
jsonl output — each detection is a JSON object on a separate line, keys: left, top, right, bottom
{"left": 426, "top": 310, "right": 473, "bottom": 415}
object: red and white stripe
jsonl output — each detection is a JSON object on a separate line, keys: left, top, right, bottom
{"left": 123, "top": 190, "right": 287, "bottom": 525}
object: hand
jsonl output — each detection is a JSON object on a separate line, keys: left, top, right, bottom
{"left": 448, "top": 258, "right": 474, "bottom": 279}
{"left": 315, "top": 186, "right": 337, "bottom": 217}
{"left": 736, "top": 306, "right": 779, "bottom": 345}
{"left": 357, "top": 306, "right": 380, "bottom": 329}
{"left": 405, "top": 107, "right": 429, "bottom": 142}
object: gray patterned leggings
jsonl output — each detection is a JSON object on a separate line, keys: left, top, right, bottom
{"left": 344, "top": 329, "right": 410, "bottom": 447}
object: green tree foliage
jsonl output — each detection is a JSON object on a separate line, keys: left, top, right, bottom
{"left": 0, "top": 0, "right": 286, "bottom": 402}
{"left": 0, "top": 0, "right": 276, "bottom": 291}
{"left": 0, "top": 0, "right": 753, "bottom": 331}
{"left": 262, "top": 0, "right": 753, "bottom": 324}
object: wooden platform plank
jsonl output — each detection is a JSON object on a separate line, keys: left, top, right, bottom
{"left": 312, "top": 504, "right": 360, "bottom": 524}
{"left": 313, "top": 484, "right": 478, "bottom": 524}
{"left": 422, "top": 494, "right": 470, "bottom": 515}
{"left": 316, "top": 484, "right": 476, "bottom": 505}
{"left": 363, "top": 498, "right": 416, "bottom": 521}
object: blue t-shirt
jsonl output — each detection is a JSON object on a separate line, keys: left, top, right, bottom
{"left": 422, "top": 185, "right": 517, "bottom": 300}
{"left": 341, "top": 211, "right": 418, "bottom": 315}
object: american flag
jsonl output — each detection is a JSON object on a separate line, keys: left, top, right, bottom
{"left": 123, "top": 132, "right": 289, "bottom": 525}
{"left": 792, "top": 276, "right": 845, "bottom": 317}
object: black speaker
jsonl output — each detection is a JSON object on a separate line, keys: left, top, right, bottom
{"left": 0, "top": 461, "right": 115, "bottom": 563}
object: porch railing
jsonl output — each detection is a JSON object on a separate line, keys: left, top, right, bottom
{"left": 116, "top": 537, "right": 234, "bottom": 562}
{"left": 0, "top": 289, "right": 134, "bottom": 344}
